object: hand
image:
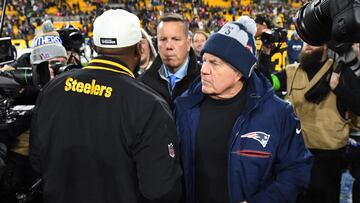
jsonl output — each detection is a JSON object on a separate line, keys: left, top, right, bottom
{"left": 0, "top": 65, "right": 15, "bottom": 71}
{"left": 329, "top": 72, "right": 340, "bottom": 90}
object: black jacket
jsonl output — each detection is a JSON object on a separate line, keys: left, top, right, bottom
{"left": 30, "top": 56, "right": 182, "bottom": 203}
{"left": 139, "top": 49, "right": 200, "bottom": 110}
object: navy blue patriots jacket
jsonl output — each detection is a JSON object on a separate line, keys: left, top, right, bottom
{"left": 174, "top": 70, "right": 313, "bottom": 203}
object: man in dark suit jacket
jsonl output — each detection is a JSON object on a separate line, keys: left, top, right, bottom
{"left": 139, "top": 13, "right": 200, "bottom": 110}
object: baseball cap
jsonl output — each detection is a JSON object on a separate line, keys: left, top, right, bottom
{"left": 93, "top": 9, "right": 141, "bottom": 48}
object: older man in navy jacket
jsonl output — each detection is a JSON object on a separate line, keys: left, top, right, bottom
{"left": 175, "top": 17, "right": 313, "bottom": 203}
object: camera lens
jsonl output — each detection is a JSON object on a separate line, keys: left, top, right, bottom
{"left": 49, "top": 61, "right": 66, "bottom": 75}
{"left": 295, "top": 0, "right": 332, "bottom": 46}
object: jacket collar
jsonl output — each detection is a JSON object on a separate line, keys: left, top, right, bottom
{"left": 85, "top": 56, "right": 135, "bottom": 78}
{"left": 175, "top": 69, "right": 274, "bottom": 112}
{"left": 144, "top": 48, "right": 199, "bottom": 79}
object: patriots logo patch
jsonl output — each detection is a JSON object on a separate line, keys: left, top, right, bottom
{"left": 240, "top": 131, "right": 270, "bottom": 148}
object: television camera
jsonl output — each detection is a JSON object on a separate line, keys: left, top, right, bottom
{"left": 57, "top": 24, "right": 85, "bottom": 67}
{"left": 260, "top": 27, "right": 288, "bottom": 46}
{"left": 259, "top": 27, "right": 288, "bottom": 57}
{"left": 295, "top": 0, "right": 360, "bottom": 103}
{"left": 295, "top": 0, "right": 360, "bottom": 46}
{"left": 295, "top": 0, "right": 360, "bottom": 58}
{"left": 0, "top": 36, "right": 50, "bottom": 131}
{"left": 295, "top": 0, "right": 360, "bottom": 70}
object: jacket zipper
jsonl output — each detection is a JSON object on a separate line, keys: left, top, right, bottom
{"left": 227, "top": 103, "right": 258, "bottom": 203}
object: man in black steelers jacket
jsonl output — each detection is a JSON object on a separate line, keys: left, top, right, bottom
{"left": 29, "top": 9, "right": 182, "bottom": 203}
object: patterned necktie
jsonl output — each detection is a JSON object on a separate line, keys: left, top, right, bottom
{"left": 168, "top": 75, "right": 177, "bottom": 90}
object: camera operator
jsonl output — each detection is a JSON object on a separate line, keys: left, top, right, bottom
{"left": 1, "top": 21, "right": 81, "bottom": 75}
{"left": 255, "top": 14, "right": 288, "bottom": 80}
{"left": 57, "top": 24, "right": 85, "bottom": 67}
{"left": 0, "top": 21, "right": 68, "bottom": 202}
{"left": 287, "top": 30, "right": 303, "bottom": 64}
{"left": 254, "top": 14, "right": 273, "bottom": 39}
{"left": 258, "top": 0, "right": 360, "bottom": 201}
{"left": 258, "top": 41, "right": 360, "bottom": 203}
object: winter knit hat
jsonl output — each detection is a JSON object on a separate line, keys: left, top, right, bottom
{"left": 30, "top": 20, "right": 67, "bottom": 65}
{"left": 31, "top": 20, "right": 62, "bottom": 47}
{"left": 201, "top": 20, "right": 257, "bottom": 79}
{"left": 237, "top": 16, "right": 257, "bottom": 37}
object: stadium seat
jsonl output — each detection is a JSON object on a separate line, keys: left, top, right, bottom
{"left": 204, "top": 0, "right": 231, "bottom": 7}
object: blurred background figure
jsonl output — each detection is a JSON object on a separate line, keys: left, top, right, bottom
{"left": 191, "top": 31, "right": 208, "bottom": 64}
{"left": 287, "top": 30, "right": 303, "bottom": 64}
{"left": 254, "top": 14, "right": 273, "bottom": 39}
{"left": 137, "top": 28, "right": 157, "bottom": 76}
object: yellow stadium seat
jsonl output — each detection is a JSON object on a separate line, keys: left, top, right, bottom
{"left": 66, "top": 0, "right": 97, "bottom": 13}
{"left": 240, "top": 0, "right": 252, "bottom": 6}
{"left": 145, "top": 0, "right": 151, "bottom": 8}
{"left": 185, "top": 3, "right": 192, "bottom": 9}
{"left": 53, "top": 21, "right": 82, "bottom": 30}
{"left": 224, "top": 14, "right": 234, "bottom": 22}
{"left": 46, "top": 7, "right": 58, "bottom": 15}
{"left": 204, "top": 0, "right": 231, "bottom": 7}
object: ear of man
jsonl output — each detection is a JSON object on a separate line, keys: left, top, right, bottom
{"left": 135, "top": 42, "right": 142, "bottom": 56}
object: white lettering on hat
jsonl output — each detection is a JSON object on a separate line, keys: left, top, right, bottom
{"left": 100, "top": 38, "right": 117, "bottom": 45}
{"left": 32, "top": 36, "right": 62, "bottom": 47}
{"left": 218, "top": 23, "right": 254, "bottom": 54}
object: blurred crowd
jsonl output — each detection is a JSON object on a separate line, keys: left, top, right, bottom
{"left": 0, "top": 0, "right": 359, "bottom": 202}
{"left": 1, "top": 0, "right": 102, "bottom": 40}
{"left": 1, "top": 0, "right": 305, "bottom": 44}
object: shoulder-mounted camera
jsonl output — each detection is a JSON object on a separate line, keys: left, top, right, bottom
{"left": 260, "top": 27, "right": 288, "bottom": 46}
{"left": 57, "top": 25, "right": 84, "bottom": 53}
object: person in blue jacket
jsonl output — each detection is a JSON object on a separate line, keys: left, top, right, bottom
{"left": 287, "top": 30, "right": 303, "bottom": 64}
{"left": 174, "top": 18, "right": 313, "bottom": 203}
